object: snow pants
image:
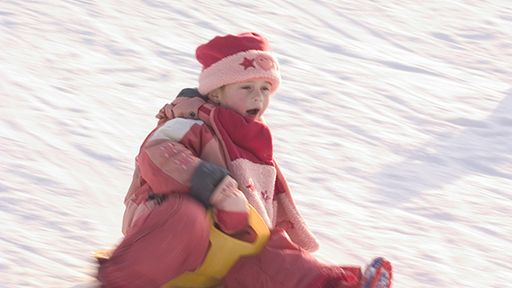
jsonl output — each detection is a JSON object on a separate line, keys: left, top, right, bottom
{"left": 97, "top": 194, "right": 361, "bottom": 288}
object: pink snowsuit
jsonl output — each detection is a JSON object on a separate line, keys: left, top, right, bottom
{"left": 97, "top": 90, "right": 361, "bottom": 288}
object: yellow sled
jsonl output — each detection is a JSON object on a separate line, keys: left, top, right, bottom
{"left": 162, "top": 205, "right": 270, "bottom": 288}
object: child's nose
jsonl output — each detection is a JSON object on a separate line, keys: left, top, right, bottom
{"left": 252, "top": 91, "right": 264, "bottom": 102}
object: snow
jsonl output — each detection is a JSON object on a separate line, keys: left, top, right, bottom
{"left": 1, "top": 1, "right": 511, "bottom": 287}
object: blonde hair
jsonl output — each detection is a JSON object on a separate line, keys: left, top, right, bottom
{"left": 207, "top": 85, "right": 225, "bottom": 103}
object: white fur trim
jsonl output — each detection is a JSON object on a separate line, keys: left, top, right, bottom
{"left": 150, "top": 118, "right": 204, "bottom": 142}
{"left": 198, "top": 50, "right": 281, "bottom": 95}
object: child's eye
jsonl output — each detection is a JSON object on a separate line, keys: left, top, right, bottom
{"left": 241, "top": 86, "right": 252, "bottom": 90}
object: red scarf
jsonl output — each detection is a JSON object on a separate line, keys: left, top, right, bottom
{"left": 203, "top": 106, "right": 285, "bottom": 196}
{"left": 212, "top": 107, "right": 273, "bottom": 165}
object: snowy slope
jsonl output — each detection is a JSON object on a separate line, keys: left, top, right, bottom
{"left": 1, "top": 1, "right": 511, "bottom": 287}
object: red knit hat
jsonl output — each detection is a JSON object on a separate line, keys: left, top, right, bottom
{"left": 196, "top": 32, "right": 281, "bottom": 95}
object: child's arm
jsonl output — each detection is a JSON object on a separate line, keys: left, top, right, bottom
{"left": 137, "top": 120, "right": 249, "bottom": 233}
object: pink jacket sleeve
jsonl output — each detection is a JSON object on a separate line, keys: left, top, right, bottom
{"left": 137, "top": 138, "right": 200, "bottom": 194}
{"left": 136, "top": 119, "right": 229, "bottom": 207}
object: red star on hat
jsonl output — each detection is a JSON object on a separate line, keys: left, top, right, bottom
{"left": 239, "top": 57, "right": 256, "bottom": 70}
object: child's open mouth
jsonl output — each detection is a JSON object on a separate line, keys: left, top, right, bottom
{"left": 246, "top": 109, "right": 260, "bottom": 116}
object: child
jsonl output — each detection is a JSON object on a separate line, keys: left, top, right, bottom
{"left": 97, "top": 32, "right": 392, "bottom": 288}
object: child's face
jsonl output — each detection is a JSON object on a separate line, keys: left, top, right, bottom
{"left": 212, "top": 79, "right": 272, "bottom": 120}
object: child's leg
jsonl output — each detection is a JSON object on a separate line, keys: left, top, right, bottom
{"left": 223, "top": 228, "right": 361, "bottom": 288}
{"left": 97, "top": 195, "right": 210, "bottom": 288}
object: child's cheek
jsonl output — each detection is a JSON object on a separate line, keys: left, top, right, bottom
{"left": 234, "top": 93, "right": 248, "bottom": 105}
